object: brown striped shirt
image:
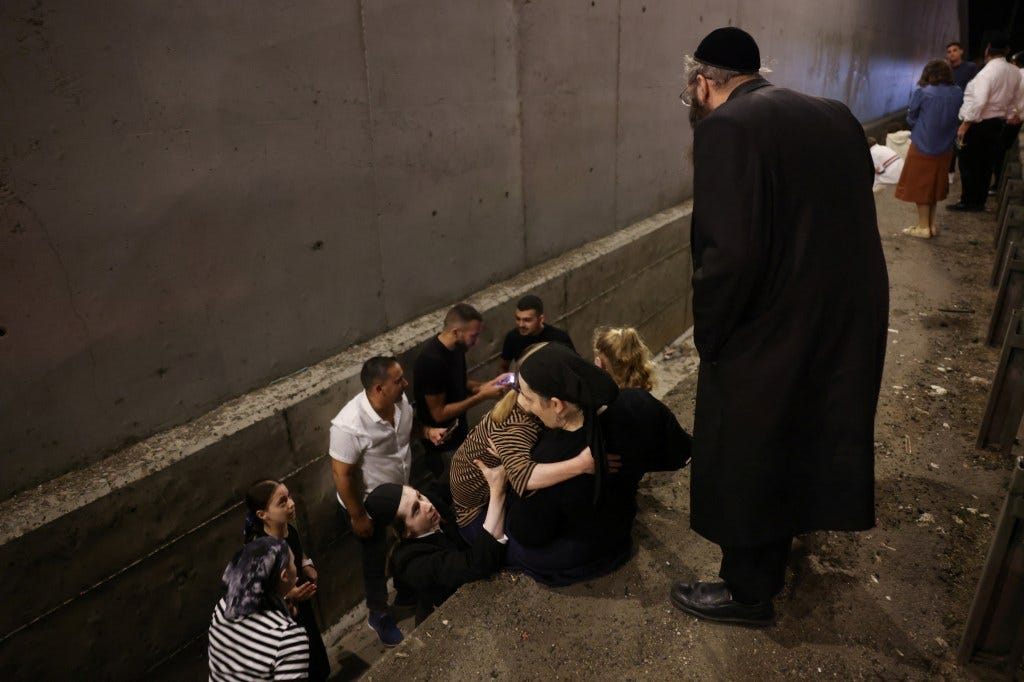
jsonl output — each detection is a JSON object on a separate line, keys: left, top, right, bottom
{"left": 450, "top": 403, "right": 543, "bottom": 527}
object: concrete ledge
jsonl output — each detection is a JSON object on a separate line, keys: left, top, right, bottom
{"left": 0, "top": 202, "right": 693, "bottom": 678}
{"left": 862, "top": 109, "right": 908, "bottom": 144}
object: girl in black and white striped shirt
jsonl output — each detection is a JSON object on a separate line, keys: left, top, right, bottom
{"left": 208, "top": 536, "right": 310, "bottom": 680}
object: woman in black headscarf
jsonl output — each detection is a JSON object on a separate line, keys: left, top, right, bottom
{"left": 506, "top": 342, "right": 692, "bottom": 586}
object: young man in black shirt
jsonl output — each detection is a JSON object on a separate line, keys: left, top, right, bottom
{"left": 499, "top": 295, "right": 577, "bottom": 372}
{"left": 413, "top": 303, "right": 507, "bottom": 483}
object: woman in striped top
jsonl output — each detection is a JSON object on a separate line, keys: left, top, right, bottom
{"left": 449, "top": 343, "right": 599, "bottom": 541}
{"left": 208, "top": 536, "right": 310, "bottom": 681}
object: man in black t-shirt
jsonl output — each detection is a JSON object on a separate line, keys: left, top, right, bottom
{"left": 499, "top": 295, "right": 577, "bottom": 372}
{"left": 413, "top": 303, "right": 507, "bottom": 482}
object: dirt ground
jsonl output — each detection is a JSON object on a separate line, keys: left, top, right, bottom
{"left": 346, "top": 185, "right": 1020, "bottom": 681}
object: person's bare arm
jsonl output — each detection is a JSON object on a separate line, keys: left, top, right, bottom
{"left": 413, "top": 421, "right": 450, "bottom": 445}
{"left": 525, "top": 448, "right": 596, "bottom": 490}
{"left": 422, "top": 380, "right": 505, "bottom": 423}
{"left": 331, "top": 459, "right": 373, "bottom": 538}
{"left": 475, "top": 460, "right": 507, "bottom": 539}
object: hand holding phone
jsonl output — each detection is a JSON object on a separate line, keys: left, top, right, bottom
{"left": 439, "top": 418, "right": 460, "bottom": 442}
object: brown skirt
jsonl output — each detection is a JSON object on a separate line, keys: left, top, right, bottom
{"left": 894, "top": 143, "right": 953, "bottom": 204}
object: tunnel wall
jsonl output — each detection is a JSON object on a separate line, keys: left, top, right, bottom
{"left": 0, "top": 0, "right": 959, "bottom": 498}
{"left": 0, "top": 204, "right": 692, "bottom": 679}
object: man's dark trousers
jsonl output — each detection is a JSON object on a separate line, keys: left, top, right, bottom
{"left": 341, "top": 507, "right": 389, "bottom": 610}
{"left": 959, "top": 118, "right": 1005, "bottom": 206}
{"left": 719, "top": 538, "right": 793, "bottom": 603}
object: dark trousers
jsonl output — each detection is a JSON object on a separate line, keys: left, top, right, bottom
{"left": 425, "top": 446, "right": 457, "bottom": 506}
{"left": 718, "top": 537, "right": 792, "bottom": 603}
{"left": 959, "top": 118, "right": 1005, "bottom": 206}
{"left": 340, "top": 506, "right": 389, "bottom": 611}
{"left": 994, "top": 122, "right": 1022, "bottom": 188}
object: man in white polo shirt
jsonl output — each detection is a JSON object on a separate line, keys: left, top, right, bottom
{"left": 330, "top": 355, "right": 447, "bottom": 646}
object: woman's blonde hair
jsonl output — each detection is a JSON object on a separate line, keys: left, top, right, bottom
{"left": 489, "top": 391, "right": 519, "bottom": 424}
{"left": 592, "top": 327, "right": 654, "bottom": 391}
{"left": 488, "top": 342, "right": 548, "bottom": 423}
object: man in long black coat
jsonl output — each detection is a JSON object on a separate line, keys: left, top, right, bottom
{"left": 670, "top": 27, "right": 889, "bottom": 627}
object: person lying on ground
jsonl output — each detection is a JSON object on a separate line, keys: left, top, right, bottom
{"left": 364, "top": 460, "right": 508, "bottom": 625}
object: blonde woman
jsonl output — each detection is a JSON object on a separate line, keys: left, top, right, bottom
{"left": 593, "top": 327, "right": 655, "bottom": 391}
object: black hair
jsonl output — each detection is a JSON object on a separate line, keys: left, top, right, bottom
{"left": 945, "top": 41, "right": 962, "bottom": 50}
{"left": 243, "top": 479, "right": 281, "bottom": 542}
{"left": 983, "top": 29, "right": 1010, "bottom": 56}
{"left": 443, "top": 302, "right": 483, "bottom": 329}
{"left": 516, "top": 295, "right": 544, "bottom": 315}
{"left": 360, "top": 355, "right": 399, "bottom": 390}
{"left": 221, "top": 537, "right": 292, "bottom": 619}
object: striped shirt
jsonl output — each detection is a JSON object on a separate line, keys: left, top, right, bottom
{"left": 450, "top": 403, "right": 543, "bottom": 526}
{"left": 208, "top": 598, "right": 309, "bottom": 681}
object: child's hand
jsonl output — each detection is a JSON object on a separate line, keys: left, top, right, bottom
{"left": 288, "top": 582, "right": 317, "bottom": 602}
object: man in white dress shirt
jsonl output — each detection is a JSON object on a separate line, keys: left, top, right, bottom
{"left": 329, "top": 355, "right": 447, "bottom": 645}
{"left": 951, "top": 30, "right": 1021, "bottom": 212}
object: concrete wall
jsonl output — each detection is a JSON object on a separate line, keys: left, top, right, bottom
{"left": 0, "top": 0, "right": 959, "bottom": 498}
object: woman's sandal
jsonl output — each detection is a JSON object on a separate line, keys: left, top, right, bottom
{"left": 902, "top": 225, "right": 932, "bottom": 239}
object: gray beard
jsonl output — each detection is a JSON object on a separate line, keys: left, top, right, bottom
{"left": 689, "top": 101, "right": 711, "bottom": 129}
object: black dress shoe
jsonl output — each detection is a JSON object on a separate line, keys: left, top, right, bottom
{"left": 670, "top": 581, "right": 774, "bottom": 627}
{"left": 947, "top": 202, "right": 983, "bottom": 212}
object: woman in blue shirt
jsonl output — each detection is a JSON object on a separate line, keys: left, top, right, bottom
{"left": 896, "top": 60, "right": 964, "bottom": 238}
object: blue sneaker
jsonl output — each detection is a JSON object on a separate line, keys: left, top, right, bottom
{"left": 367, "top": 610, "right": 403, "bottom": 646}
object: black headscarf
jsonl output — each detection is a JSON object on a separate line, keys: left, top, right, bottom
{"left": 518, "top": 342, "right": 619, "bottom": 502}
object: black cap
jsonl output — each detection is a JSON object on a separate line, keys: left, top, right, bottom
{"left": 694, "top": 27, "right": 761, "bottom": 73}
{"left": 364, "top": 483, "right": 403, "bottom": 525}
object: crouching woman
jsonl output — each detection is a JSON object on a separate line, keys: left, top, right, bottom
{"left": 364, "top": 460, "right": 507, "bottom": 625}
